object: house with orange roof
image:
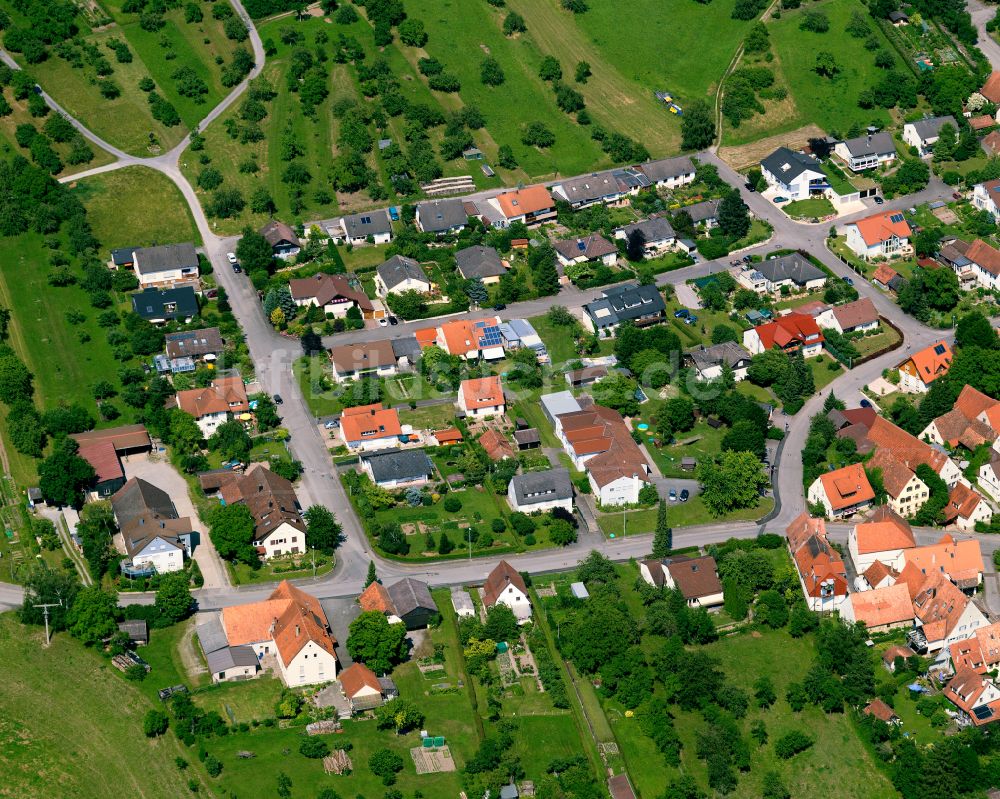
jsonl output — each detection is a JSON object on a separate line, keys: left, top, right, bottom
{"left": 863, "top": 414, "right": 963, "bottom": 488}
{"left": 436, "top": 317, "right": 505, "bottom": 360}
{"left": 843, "top": 210, "right": 913, "bottom": 260}
{"left": 882, "top": 643, "right": 915, "bottom": 671}
{"left": 458, "top": 376, "right": 505, "bottom": 418}
{"left": 956, "top": 238, "right": 1000, "bottom": 291}
{"left": 863, "top": 698, "right": 901, "bottom": 724}
{"left": 785, "top": 513, "right": 849, "bottom": 612}
{"left": 175, "top": 376, "right": 249, "bottom": 436}
{"left": 784, "top": 512, "right": 826, "bottom": 554}
{"left": 220, "top": 580, "right": 337, "bottom": 686}
{"left": 949, "top": 622, "right": 1000, "bottom": 674}
{"left": 858, "top": 560, "right": 900, "bottom": 592}
{"left": 483, "top": 184, "right": 556, "bottom": 227}
{"left": 843, "top": 582, "right": 914, "bottom": 632}
{"left": 871, "top": 263, "right": 901, "bottom": 292}
{"left": 920, "top": 385, "right": 999, "bottom": 450}
{"left": 904, "top": 534, "right": 984, "bottom": 590}
{"left": 944, "top": 668, "right": 1000, "bottom": 726}
{"left": 480, "top": 429, "right": 516, "bottom": 461}
{"left": 848, "top": 505, "right": 916, "bottom": 574}
{"left": 743, "top": 312, "right": 824, "bottom": 358}
{"left": 339, "top": 404, "right": 403, "bottom": 452}
{"left": 806, "top": 462, "right": 875, "bottom": 519}
{"left": 897, "top": 340, "right": 952, "bottom": 393}
{"left": 338, "top": 662, "right": 387, "bottom": 712}
{"left": 911, "top": 571, "right": 987, "bottom": 652}
{"left": 942, "top": 483, "right": 993, "bottom": 533}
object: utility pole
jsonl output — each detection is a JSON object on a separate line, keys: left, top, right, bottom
{"left": 33, "top": 599, "right": 62, "bottom": 647}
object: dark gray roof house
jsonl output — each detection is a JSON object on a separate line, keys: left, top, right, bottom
{"left": 206, "top": 645, "right": 259, "bottom": 675}
{"left": 760, "top": 147, "right": 823, "bottom": 183}
{"left": 756, "top": 253, "right": 826, "bottom": 286}
{"left": 455, "top": 245, "right": 507, "bottom": 280}
{"left": 111, "top": 247, "right": 139, "bottom": 267}
{"left": 165, "top": 327, "right": 223, "bottom": 360}
{"left": 386, "top": 578, "right": 438, "bottom": 629}
{"left": 553, "top": 233, "right": 618, "bottom": 263}
{"left": 376, "top": 255, "right": 429, "bottom": 292}
{"left": 259, "top": 220, "right": 300, "bottom": 257}
{"left": 838, "top": 131, "right": 895, "bottom": 159}
{"left": 131, "top": 286, "right": 198, "bottom": 323}
{"left": 111, "top": 478, "right": 177, "bottom": 526}
{"left": 361, "top": 448, "right": 435, "bottom": 486}
{"left": 682, "top": 198, "right": 721, "bottom": 225}
{"left": 391, "top": 334, "right": 421, "bottom": 364}
{"left": 636, "top": 156, "right": 696, "bottom": 184}
{"left": 555, "top": 171, "right": 621, "bottom": 206}
{"left": 909, "top": 115, "right": 957, "bottom": 141}
{"left": 620, "top": 217, "right": 675, "bottom": 244}
{"left": 612, "top": 168, "right": 651, "bottom": 192}
{"left": 584, "top": 283, "right": 666, "bottom": 330}
{"left": 416, "top": 198, "right": 468, "bottom": 233}
{"left": 340, "top": 209, "right": 392, "bottom": 240}
{"left": 690, "top": 341, "right": 752, "bottom": 373}
{"left": 132, "top": 243, "right": 199, "bottom": 276}
{"left": 509, "top": 468, "right": 573, "bottom": 509}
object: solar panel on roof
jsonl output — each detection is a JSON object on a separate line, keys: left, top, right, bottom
{"left": 934, "top": 344, "right": 946, "bottom": 355}
{"left": 889, "top": 213, "right": 904, "bottom": 223}
{"left": 974, "top": 705, "right": 994, "bottom": 721}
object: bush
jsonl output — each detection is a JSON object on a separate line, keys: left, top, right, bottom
{"left": 774, "top": 730, "right": 813, "bottom": 759}
{"left": 443, "top": 496, "right": 462, "bottom": 512}
{"left": 144, "top": 709, "right": 169, "bottom": 737}
{"left": 299, "top": 737, "right": 330, "bottom": 759}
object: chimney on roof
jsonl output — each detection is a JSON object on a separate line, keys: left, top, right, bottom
{"left": 296, "top": 624, "right": 300, "bottom": 637}
{"left": 269, "top": 618, "right": 277, "bottom": 637}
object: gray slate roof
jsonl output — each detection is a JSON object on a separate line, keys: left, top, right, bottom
{"left": 391, "top": 335, "right": 421, "bottom": 362}
{"left": 509, "top": 468, "right": 573, "bottom": 507}
{"left": 584, "top": 283, "right": 666, "bottom": 327}
{"left": 909, "top": 115, "right": 957, "bottom": 141}
{"left": 557, "top": 171, "right": 621, "bottom": 204}
{"left": 637, "top": 156, "right": 696, "bottom": 183}
{"left": 455, "top": 245, "right": 506, "bottom": 279}
{"left": 165, "top": 327, "right": 223, "bottom": 359}
{"left": 362, "top": 448, "right": 435, "bottom": 484}
{"left": 206, "top": 645, "right": 259, "bottom": 673}
{"left": 761, "top": 147, "right": 822, "bottom": 181}
{"left": 131, "top": 286, "right": 198, "bottom": 321}
{"left": 386, "top": 577, "right": 437, "bottom": 617}
{"left": 133, "top": 243, "right": 198, "bottom": 275}
{"left": 377, "top": 255, "right": 428, "bottom": 291}
{"left": 621, "top": 217, "right": 675, "bottom": 243}
{"left": 417, "top": 198, "right": 468, "bottom": 232}
{"left": 111, "top": 478, "right": 177, "bottom": 527}
{"left": 683, "top": 198, "right": 721, "bottom": 224}
{"left": 197, "top": 615, "right": 229, "bottom": 655}
{"left": 756, "top": 253, "right": 826, "bottom": 285}
{"left": 840, "top": 132, "right": 895, "bottom": 158}
{"left": 341, "top": 209, "right": 392, "bottom": 239}
{"left": 691, "top": 341, "right": 752, "bottom": 371}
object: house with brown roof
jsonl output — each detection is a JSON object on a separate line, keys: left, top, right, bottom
{"left": 329, "top": 340, "right": 398, "bottom": 383}
{"left": 921, "top": 385, "right": 999, "bottom": 450}
{"left": 553, "top": 234, "right": 619, "bottom": 268}
{"left": 843, "top": 582, "right": 914, "bottom": 632}
{"left": 220, "top": 464, "right": 306, "bottom": 560}
{"left": 984, "top": 130, "right": 1000, "bottom": 158}
{"left": 111, "top": 477, "right": 191, "bottom": 575}
{"left": 260, "top": 220, "right": 300, "bottom": 260}
{"left": 882, "top": 644, "right": 915, "bottom": 671}
{"left": 70, "top": 423, "right": 152, "bottom": 455}
{"left": 872, "top": 263, "right": 902, "bottom": 292}
{"left": 859, "top": 559, "right": 900, "bottom": 592}
{"left": 77, "top": 440, "right": 126, "bottom": 500}
{"left": 980, "top": 450, "right": 1000, "bottom": 505}
{"left": 863, "top": 698, "right": 901, "bottom": 724}
{"left": 220, "top": 580, "right": 337, "bottom": 686}
{"left": 815, "top": 297, "right": 880, "bottom": 334}
{"left": 848, "top": 505, "right": 916, "bottom": 574}
{"left": 640, "top": 555, "right": 724, "bottom": 608}
{"left": 864, "top": 448, "right": 929, "bottom": 519}
{"left": 942, "top": 484, "right": 993, "bottom": 533}
{"left": 288, "top": 273, "right": 373, "bottom": 318}
{"left": 175, "top": 376, "right": 249, "bottom": 436}
{"left": 954, "top": 238, "right": 1000, "bottom": 291}
{"left": 806, "top": 462, "right": 875, "bottom": 519}
{"left": 786, "top": 513, "right": 849, "bottom": 613}
{"left": 949, "top": 622, "right": 1000, "bottom": 674}
{"left": 863, "top": 414, "right": 963, "bottom": 487}
{"left": 164, "top": 327, "right": 224, "bottom": 362}
{"left": 483, "top": 560, "right": 531, "bottom": 622}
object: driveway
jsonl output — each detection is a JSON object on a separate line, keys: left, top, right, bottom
{"left": 122, "top": 453, "right": 230, "bottom": 589}
{"left": 674, "top": 283, "right": 701, "bottom": 310}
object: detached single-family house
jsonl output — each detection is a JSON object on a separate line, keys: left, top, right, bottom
{"left": 330, "top": 210, "right": 393, "bottom": 245}
{"left": 834, "top": 131, "right": 897, "bottom": 171}
{"left": 484, "top": 185, "right": 556, "bottom": 227}
{"left": 743, "top": 312, "right": 824, "bottom": 357}
{"left": 221, "top": 581, "right": 337, "bottom": 686}
{"left": 164, "top": 327, "right": 224, "bottom": 363}
{"left": 760, "top": 147, "right": 827, "bottom": 201}
{"left": 338, "top": 662, "right": 386, "bottom": 712}
{"left": 807, "top": 462, "right": 876, "bottom": 519}
{"left": 359, "top": 577, "right": 438, "bottom": 630}
{"left": 943, "top": 484, "right": 993, "bottom": 532}
{"left": 636, "top": 156, "right": 696, "bottom": 189}
{"left": 848, "top": 505, "right": 916, "bottom": 573}
{"left": 643, "top": 556, "right": 725, "bottom": 608}
{"left": 897, "top": 340, "right": 952, "bottom": 393}
{"left": 221, "top": 464, "right": 306, "bottom": 560}
{"left": 920, "top": 384, "right": 999, "bottom": 450}
{"left": 480, "top": 429, "right": 516, "bottom": 461}
{"left": 844, "top": 210, "right": 913, "bottom": 260}
{"left": 865, "top": 448, "right": 930, "bottom": 519}
{"left": 754, "top": 253, "right": 827, "bottom": 292}
{"left": 175, "top": 376, "right": 249, "bottom": 436}
{"left": 945, "top": 669, "right": 1000, "bottom": 726}
{"left": 553, "top": 233, "right": 619, "bottom": 268}
{"left": 131, "top": 243, "right": 199, "bottom": 289}
{"left": 980, "top": 451, "right": 1000, "bottom": 504}
{"left": 288, "top": 273, "right": 373, "bottom": 318}
{"left": 973, "top": 177, "right": 1000, "bottom": 220}
{"left": 483, "top": 560, "right": 531, "bottom": 622}
{"left": 815, "top": 297, "right": 880, "bottom": 334}
{"left": 339, "top": 404, "right": 403, "bottom": 452}
{"left": 360, "top": 448, "right": 434, "bottom": 488}
{"left": 455, "top": 245, "right": 508, "bottom": 285}
{"left": 131, "top": 286, "right": 198, "bottom": 324}
{"left": 436, "top": 317, "right": 505, "bottom": 360}
{"left": 553, "top": 171, "right": 623, "bottom": 208}
{"left": 682, "top": 198, "right": 721, "bottom": 229}
{"left": 955, "top": 238, "right": 1000, "bottom": 291}
{"left": 507, "top": 468, "right": 574, "bottom": 513}
{"left": 329, "top": 340, "right": 398, "bottom": 383}
{"left": 583, "top": 283, "right": 666, "bottom": 336}
{"left": 458, "top": 375, "right": 505, "bottom": 418}
{"left": 374, "top": 255, "right": 431, "bottom": 297}
{"left": 903, "top": 116, "right": 958, "bottom": 158}
{"left": 259, "top": 220, "right": 300, "bottom": 260}
{"left": 415, "top": 198, "right": 467, "bottom": 235}
{"left": 615, "top": 217, "right": 675, "bottom": 256}
{"left": 690, "top": 341, "right": 752, "bottom": 382}
{"left": 111, "top": 478, "right": 191, "bottom": 574}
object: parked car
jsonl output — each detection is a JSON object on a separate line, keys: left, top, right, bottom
{"left": 378, "top": 317, "right": 389, "bottom": 327}
{"left": 273, "top": 394, "right": 283, "bottom": 405}
{"left": 873, "top": 196, "right": 884, "bottom": 205}
{"left": 388, "top": 206, "right": 400, "bottom": 221}
{"left": 953, "top": 192, "right": 962, "bottom": 201}
{"left": 669, "top": 488, "right": 677, "bottom": 501}
{"left": 493, "top": 303, "right": 507, "bottom": 311}
{"left": 33, "top": 84, "right": 42, "bottom": 95}
{"left": 860, "top": 398, "right": 872, "bottom": 409}
{"left": 684, "top": 314, "right": 698, "bottom": 325}
{"left": 773, "top": 196, "right": 789, "bottom": 204}
{"left": 745, "top": 182, "right": 756, "bottom": 192}
{"left": 680, "top": 489, "right": 690, "bottom": 502}
{"left": 324, "top": 419, "right": 339, "bottom": 429}
{"left": 388, "top": 315, "right": 399, "bottom": 326}
{"left": 742, "top": 255, "right": 752, "bottom": 263}
{"left": 232, "top": 263, "right": 242, "bottom": 273}
{"left": 226, "top": 252, "right": 238, "bottom": 264}
{"left": 673, "top": 308, "right": 690, "bottom": 318}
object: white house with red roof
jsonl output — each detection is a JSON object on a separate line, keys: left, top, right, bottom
{"left": 896, "top": 340, "right": 952, "bottom": 394}
{"left": 848, "top": 506, "right": 916, "bottom": 574}
{"left": 742, "top": 312, "right": 824, "bottom": 358}
{"left": 785, "top": 513, "right": 849, "bottom": 613}
{"left": 339, "top": 404, "right": 403, "bottom": 452}
{"left": 806, "top": 462, "right": 875, "bottom": 519}
{"left": 973, "top": 177, "right": 1000, "bottom": 220}
{"left": 457, "top": 376, "right": 505, "bottom": 418}
{"left": 843, "top": 210, "right": 913, "bottom": 260}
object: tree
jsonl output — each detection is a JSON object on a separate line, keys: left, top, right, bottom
{"left": 304, "top": 505, "right": 343, "bottom": 554}
{"left": 235, "top": 226, "right": 274, "bottom": 273}
{"left": 502, "top": 11, "right": 526, "bottom": 35}
{"left": 19, "top": 565, "right": 78, "bottom": 633}
{"left": 626, "top": 228, "right": 646, "bottom": 261}
{"left": 484, "top": 603, "right": 519, "bottom": 642}
{"left": 155, "top": 572, "right": 193, "bottom": 625}
{"left": 721, "top": 419, "right": 766, "bottom": 459}
{"left": 480, "top": 57, "right": 505, "bottom": 86}
{"left": 814, "top": 51, "right": 840, "bottom": 78}
{"left": 66, "top": 586, "right": 118, "bottom": 645}
{"left": 681, "top": 99, "right": 715, "bottom": 151}
{"left": 800, "top": 10, "right": 830, "bottom": 31}
{"left": 208, "top": 419, "right": 252, "bottom": 462}
{"left": 0, "top": 346, "right": 32, "bottom": 404}
{"left": 755, "top": 590, "right": 789, "bottom": 628}
{"left": 144, "top": 709, "right": 169, "bottom": 737}
{"left": 660, "top": 396, "right": 695, "bottom": 436}
{"left": 38, "top": 437, "right": 95, "bottom": 508}
{"left": 698, "top": 451, "right": 769, "bottom": 516}
{"left": 299, "top": 737, "right": 331, "bottom": 759}
{"left": 346, "top": 611, "right": 407, "bottom": 673}
{"left": 522, "top": 121, "right": 555, "bottom": 147}
{"left": 207, "top": 503, "right": 257, "bottom": 565}
{"left": 761, "top": 770, "right": 790, "bottom": 799}
{"left": 575, "top": 60, "right": 591, "bottom": 82}
{"left": 717, "top": 190, "right": 750, "bottom": 239}
{"left": 497, "top": 144, "right": 517, "bottom": 168}
{"left": 652, "top": 499, "right": 672, "bottom": 557}
{"left": 365, "top": 560, "right": 379, "bottom": 587}
{"left": 745, "top": 21, "right": 769, "bottom": 53}
{"left": 369, "top": 748, "right": 404, "bottom": 785}
{"left": 374, "top": 699, "right": 425, "bottom": 733}
{"left": 591, "top": 373, "right": 640, "bottom": 417}
{"left": 398, "top": 18, "right": 427, "bottom": 46}
{"left": 539, "top": 55, "right": 562, "bottom": 81}
{"left": 465, "top": 277, "right": 488, "bottom": 306}
{"left": 932, "top": 123, "right": 957, "bottom": 162}
{"left": 723, "top": 578, "right": 748, "bottom": 620}
{"left": 956, "top": 310, "right": 999, "bottom": 350}
{"left": 754, "top": 675, "right": 776, "bottom": 708}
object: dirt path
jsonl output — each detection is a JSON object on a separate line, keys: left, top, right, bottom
{"left": 177, "top": 618, "right": 208, "bottom": 684}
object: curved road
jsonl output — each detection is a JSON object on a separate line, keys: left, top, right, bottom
{"left": 0, "top": 3, "right": 988, "bottom": 611}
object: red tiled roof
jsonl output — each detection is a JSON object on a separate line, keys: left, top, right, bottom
{"left": 176, "top": 377, "right": 248, "bottom": 419}
{"left": 358, "top": 581, "right": 395, "bottom": 614}
{"left": 785, "top": 512, "right": 826, "bottom": 553}
{"left": 863, "top": 559, "right": 899, "bottom": 588}
{"left": 287, "top": 273, "right": 373, "bottom": 312}
{"left": 966, "top": 239, "right": 1000, "bottom": 277}
{"left": 970, "top": 115, "right": 995, "bottom": 131}
{"left": 853, "top": 505, "right": 916, "bottom": 554}
{"left": 848, "top": 582, "right": 913, "bottom": 628}
{"left": 480, "top": 429, "right": 515, "bottom": 461}
{"left": 77, "top": 441, "right": 123, "bottom": 484}
{"left": 339, "top": 662, "right": 381, "bottom": 696}
{"left": 483, "top": 560, "right": 527, "bottom": 607}
{"left": 340, "top": 404, "right": 402, "bottom": 444}
{"left": 864, "top": 698, "right": 899, "bottom": 723}
{"left": 817, "top": 462, "right": 875, "bottom": 511}
{"left": 433, "top": 427, "right": 463, "bottom": 444}
{"left": 912, "top": 572, "right": 970, "bottom": 644}
{"left": 461, "top": 376, "right": 504, "bottom": 411}
{"left": 559, "top": 405, "right": 650, "bottom": 488}
{"left": 753, "top": 312, "right": 824, "bottom": 350}
{"left": 851, "top": 211, "right": 911, "bottom": 246}
{"left": 982, "top": 71, "right": 1000, "bottom": 104}
{"left": 942, "top": 484, "right": 988, "bottom": 525}
{"left": 865, "top": 415, "right": 952, "bottom": 476}
{"left": 495, "top": 185, "right": 554, "bottom": 218}
{"left": 872, "top": 263, "right": 899, "bottom": 286}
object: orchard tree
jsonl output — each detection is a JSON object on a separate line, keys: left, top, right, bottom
{"left": 346, "top": 611, "right": 407, "bottom": 673}
{"left": 67, "top": 586, "right": 119, "bottom": 645}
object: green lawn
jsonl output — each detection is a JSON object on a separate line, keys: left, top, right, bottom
{"left": 0, "top": 613, "right": 212, "bottom": 797}
{"left": 227, "top": 554, "right": 334, "bottom": 586}
{"left": 783, "top": 198, "right": 835, "bottom": 220}
{"left": 820, "top": 160, "right": 857, "bottom": 195}
{"left": 70, "top": 166, "right": 201, "bottom": 249}
{"left": 528, "top": 313, "right": 584, "bottom": 366}
{"left": 809, "top": 353, "right": 843, "bottom": 389}
{"left": 596, "top": 495, "right": 773, "bottom": 535}
{"left": 399, "top": 402, "right": 458, "bottom": 431}
{"left": 853, "top": 325, "right": 901, "bottom": 358}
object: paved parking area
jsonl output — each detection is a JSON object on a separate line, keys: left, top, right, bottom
{"left": 123, "top": 453, "right": 230, "bottom": 588}
{"left": 674, "top": 283, "right": 701, "bottom": 309}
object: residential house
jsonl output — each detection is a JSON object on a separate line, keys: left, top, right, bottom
{"left": 904, "top": 534, "right": 984, "bottom": 590}
{"left": 458, "top": 375, "right": 505, "bottom": 418}
{"left": 754, "top": 253, "right": 827, "bottom": 292}
{"left": 288, "top": 273, "right": 373, "bottom": 318}
{"left": 865, "top": 448, "right": 930, "bottom": 518}
{"left": 682, "top": 198, "right": 721, "bottom": 229}
{"left": 330, "top": 210, "right": 393, "bottom": 245}
{"left": 131, "top": 286, "right": 198, "bottom": 324}
{"left": 436, "top": 317, "right": 505, "bottom": 360}
{"left": 949, "top": 622, "right": 1000, "bottom": 673}
{"left": 455, "top": 245, "right": 508, "bottom": 285}
{"left": 557, "top": 404, "right": 652, "bottom": 505}
{"left": 553, "top": 234, "right": 619, "bottom": 268}
{"left": 221, "top": 464, "right": 306, "bottom": 560}
{"left": 743, "top": 312, "right": 824, "bottom": 357}
{"left": 614, "top": 217, "right": 676, "bottom": 256}
{"left": 329, "top": 340, "right": 398, "bottom": 383}
{"left": 864, "top": 699, "right": 901, "bottom": 725}
{"left": 374, "top": 255, "right": 431, "bottom": 297}
{"left": 911, "top": 571, "right": 987, "bottom": 652}
{"left": 954, "top": 238, "right": 1000, "bottom": 291}
{"left": 844, "top": 210, "right": 913, "bottom": 260}
{"left": 807, "top": 462, "right": 875, "bottom": 519}
{"left": 815, "top": 297, "right": 880, "bottom": 334}
{"left": 943, "top": 484, "right": 993, "bottom": 532}
{"left": 611, "top": 167, "right": 652, "bottom": 197}
{"left": 785, "top": 513, "right": 849, "bottom": 612}
{"left": 77, "top": 440, "right": 126, "bottom": 500}
{"left": 944, "top": 669, "right": 1000, "bottom": 726}
{"left": 480, "top": 428, "right": 516, "bottom": 461}
{"left": 882, "top": 644, "right": 916, "bottom": 671}
{"left": 872, "top": 263, "right": 901, "bottom": 291}
{"left": 973, "top": 177, "right": 1000, "bottom": 220}
{"left": 111, "top": 478, "right": 190, "bottom": 574}
{"left": 484, "top": 185, "right": 556, "bottom": 227}
{"left": 483, "top": 560, "right": 531, "bottom": 622}
{"left": 902, "top": 116, "right": 958, "bottom": 157}
{"left": 498, "top": 319, "right": 547, "bottom": 359}
{"left": 552, "top": 171, "right": 623, "bottom": 208}
{"left": 636, "top": 156, "right": 696, "bottom": 189}
{"left": 690, "top": 341, "right": 752, "bottom": 382}
{"left": 583, "top": 283, "right": 666, "bottom": 337}
{"left": 834, "top": 131, "right": 897, "bottom": 171}
{"left": 651, "top": 555, "right": 725, "bottom": 609}
{"left": 848, "top": 505, "right": 916, "bottom": 574}
{"left": 507, "top": 468, "right": 574, "bottom": 513}
{"left": 982, "top": 71, "right": 1000, "bottom": 107}
{"left": 920, "top": 385, "right": 999, "bottom": 449}
{"left": 979, "top": 450, "right": 1000, "bottom": 504}
{"left": 760, "top": 147, "right": 827, "bottom": 201}
{"left": 338, "top": 662, "right": 386, "bottom": 711}
{"left": 359, "top": 577, "right": 438, "bottom": 630}
{"left": 858, "top": 560, "right": 901, "bottom": 592}
{"left": 260, "top": 220, "right": 300, "bottom": 260}
{"left": 339, "top": 404, "right": 403, "bottom": 452}
{"left": 206, "top": 646, "right": 261, "bottom": 683}
{"left": 863, "top": 414, "right": 964, "bottom": 488}
{"left": 360, "top": 449, "right": 434, "bottom": 488}
{"left": 897, "top": 341, "right": 952, "bottom": 393}
{"left": 415, "top": 198, "right": 467, "bottom": 235}
{"left": 842, "top": 582, "right": 914, "bottom": 632}
{"left": 131, "top": 243, "right": 199, "bottom": 289}
{"left": 165, "top": 327, "right": 224, "bottom": 363}
{"left": 221, "top": 581, "right": 337, "bottom": 686}
{"left": 175, "top": 376, "right": 249, "bottom": 436}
